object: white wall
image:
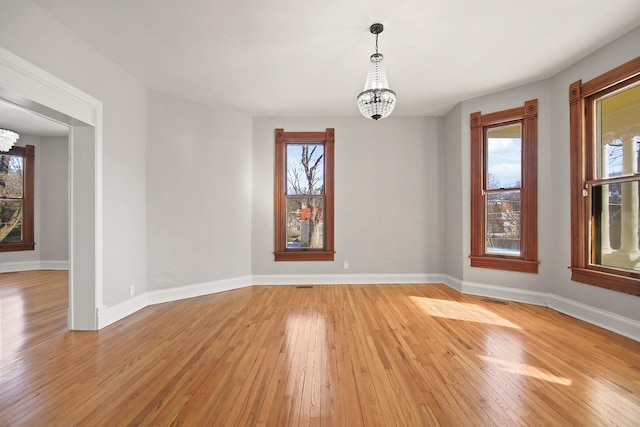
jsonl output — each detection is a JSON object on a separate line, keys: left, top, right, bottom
{"left": 252, "top": 116, "right": 444, "bottom": 277}
{"left": 146, "top": 91, "right": 253, "bottom": 290}
{"left": 443, "top": 103, "right": 464, "bottom": 280}
{"left": 0, "top": 0, "right": 147, "bottom": 307}
{"left": 39, "top": 136, "right": 68, "bottom": 263}
{"left": 446, "top": 26, "right": 640, "bottom": 322}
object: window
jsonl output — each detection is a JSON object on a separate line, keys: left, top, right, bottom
{"left": 470, "top": 100, "right": 538, "bottom": 273}
{"left": 569, "top": 56, "right": 640, "bottom": 296}
{"left": 0, "top": 145, "right": 35, "bottom": 252}
{"left": 274, "top": 128, "right": 334, "bottom": 261}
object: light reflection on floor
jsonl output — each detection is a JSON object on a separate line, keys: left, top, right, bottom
{"left": 283, "top": 312, "right": 329, "bottom": 418}
{"left": 589, "top": 375, "right": 639, "bottom": 421}
{"left": 478, "top": 355, "right": 573, "bottom": 386}
{"left": 410, "top": 296, "right": 521, "bottom": 329}
{"left": 0, "top": 293, "right": 25, "bottom": 363}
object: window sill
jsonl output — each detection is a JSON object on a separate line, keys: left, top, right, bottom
{"left": 570, "top": 267, "right": 640, "bottom": 296}
{"left": 0, "top": 242, "right": 35, "bottom": 252}
{"left": 275, "top": 251, "right": 335, "bottom": 262}
{"left": 470, "top": 255, "right": 539, "bottom": 273}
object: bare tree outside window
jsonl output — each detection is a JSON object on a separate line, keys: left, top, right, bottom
{"left": 286, "top": 145, "right": 324, "bottom": 248}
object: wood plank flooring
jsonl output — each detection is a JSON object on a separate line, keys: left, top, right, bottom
{"left": 1, "top": 271, "right": 639, "bottom": 426}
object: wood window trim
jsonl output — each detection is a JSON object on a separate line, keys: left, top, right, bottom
{"left": 0, "top": 145, "right": 35, "bottom": 252}
{"left": 470, "top": 100, "right": 539, "bottom": 273}
{"left": 274, "top": 128, "right": 335, "bottom": 261}
{"left": 569, "top": 56, "right": 640, "bottom": 296}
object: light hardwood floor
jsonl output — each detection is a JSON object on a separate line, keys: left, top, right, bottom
{"left": 0, "top": 270, "right": 639, "bottom": 426}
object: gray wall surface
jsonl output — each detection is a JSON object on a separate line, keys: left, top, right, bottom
{"left": 252, "top": 116, "right": 444, "bottom": 276}
{"left": 39, "top": 136, "right": 69, "bottom": 262}
{"left": 146, "top": 91, "right": 253, "bottom": 290}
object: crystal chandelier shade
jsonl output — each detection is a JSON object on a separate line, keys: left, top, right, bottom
{"left": 0, "top": 129, "right": 19, "bottom": 152}
{"left": 357, "top": 24, "right": 396, "bottom": 120}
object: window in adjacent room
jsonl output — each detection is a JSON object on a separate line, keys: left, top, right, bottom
{"left": 274, "top": 128, "right": 334, "bottom": 261}
{"left": 0, "top": 145, "right": 35, "bottom": 252}
{"left": 569, "top": 56, "right": 640, "bottom": 296}
{"left": 470, "top": 100, "right": 539, "bottom": 273}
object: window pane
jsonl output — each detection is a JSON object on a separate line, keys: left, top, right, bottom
{"left": 593, "top": 182, "right": 640, "bottom": 271}
{"left": 286, "top": 196, "right": 324, "bottom": 249}
{"left": 286, "top": 144, "right": 324, "bottom": 195}
{"left": 0, "top": 154, "right": 24, "bottom": 198}
{"left": 486, "top": 190, "right": 521, "bottom": 255}
{"left": 597, "top": 83, "right": 640, "bottom": 179}
{"left": 486, "top": 123, "right": 521, "bottom": 190}
{"left": 0, "top": 200, "right": 23, "bottom": 242}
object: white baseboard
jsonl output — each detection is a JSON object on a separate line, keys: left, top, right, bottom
{"left": 39, "top": 261, "right": 69, "bottom": 270}
{"left": 252, "top": 273, "right": 444, "bottom": 285}
{"left": 96, "top": 272, "right": 639, "bottom": 342}
{"left": 97, "top": 294, "right": 148, "bottom": 329}
{"left": 147, "top": 275, "right": 252, "bottom": 305}
{"left": 441, "top": 275, "right": 640, "bottom": 342}
{"left": 0, "top": 260, "right": 69, "bottom": 272}
{"left": 546, "top": 294, "right": 640, "bottom": 342}
{"left": 97, "top": 275, "right": 253, "bottom": 329}
{"left": 459, "top": 278, "right": 550, "bottom": 307}
{"left": 442, "top": 275, "right": 463, "bottom": 292}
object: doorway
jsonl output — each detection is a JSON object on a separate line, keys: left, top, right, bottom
{"left": 0, "top": 46, "right": 102, "bottom": 330}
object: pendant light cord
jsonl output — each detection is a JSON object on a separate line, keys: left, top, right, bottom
{"left": 375, "top": 33, "right": 379, "bottom": 54}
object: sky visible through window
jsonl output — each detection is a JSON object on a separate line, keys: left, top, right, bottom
{"left": 487, "top": 137, "right": 521, "bottom": 188}
{"left": 286, "top": 144, "right": 324, "bottom": 195}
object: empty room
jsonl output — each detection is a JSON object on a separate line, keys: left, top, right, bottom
{"left": 0, "top": 0, "right": 639, "bottom": 425}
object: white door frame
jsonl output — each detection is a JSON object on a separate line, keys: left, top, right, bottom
{"left": 0, "top": 47, "right": 103, "bottom": 330}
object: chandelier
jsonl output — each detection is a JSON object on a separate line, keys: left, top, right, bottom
{"left": 0, "top": 129, "right": 19, "bottom": 152}
{"left": 357, "top": 23, "right": 396, "bottom": 120}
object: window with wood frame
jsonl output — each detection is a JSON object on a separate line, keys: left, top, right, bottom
{"left": 0, "top": 145, "right": 35, "bottom": 252}
{"left": 274, "top": 128, "right": 334, "bottom": 261}
{"left": 470, "top": 100, "right": 538, "bottom": 273}
{"left": 569, "top": 56, "right": 640, "bottom": 296}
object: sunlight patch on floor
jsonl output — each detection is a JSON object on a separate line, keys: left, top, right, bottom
{"left": 411, "top": 296, "right": 521, "bottom": 329}
{"left": 478, "top": 355, "right": 573, "bottom": 386}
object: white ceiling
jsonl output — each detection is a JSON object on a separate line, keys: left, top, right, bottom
{"left": 15, "top": 0, "right": 640, "bottom": 121}
{"left": 0, "top": 99, "right": 69, "bottom": 137}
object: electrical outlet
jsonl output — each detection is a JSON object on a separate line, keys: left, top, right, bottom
{"left": 344, "top": 261, "right": 350, "bottom": 270}
{"left": 129, "top": 285, "right": 135, "bottom": 296}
